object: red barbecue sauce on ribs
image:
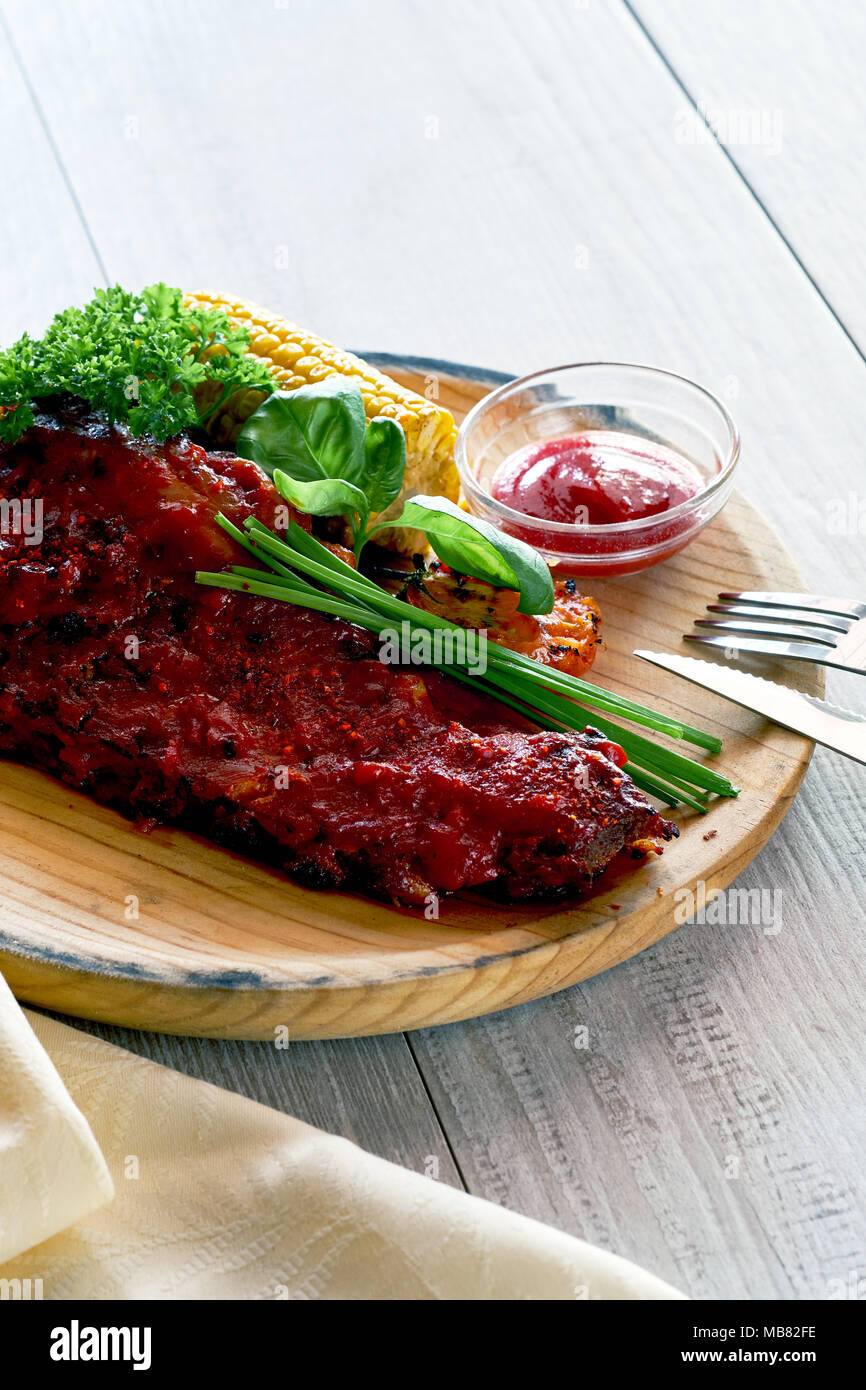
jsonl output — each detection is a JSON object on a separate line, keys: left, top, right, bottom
{"left": 0, "top": 401, "right": 676, "bottom": 904}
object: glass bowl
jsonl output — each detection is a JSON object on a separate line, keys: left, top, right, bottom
{"left": 455, "top": 362, "right": 740, "bottom": 577}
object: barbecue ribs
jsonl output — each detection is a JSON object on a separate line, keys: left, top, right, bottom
{"left": 0, "top": 401, "right": 676, "bottom": 904}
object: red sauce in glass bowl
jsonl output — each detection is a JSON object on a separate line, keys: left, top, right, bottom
{"left": 491, "top": 430, "right": 704, "bottom": 527}
{"left": 487, "top": 429, "right": 709, "bottom": 577}
{"left": 456, "top": 364, "right": 738, "bottom": 579}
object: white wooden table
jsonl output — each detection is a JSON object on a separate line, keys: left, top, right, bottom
{"left": 1, "top": 0, "right": 863, "bottom": 1299}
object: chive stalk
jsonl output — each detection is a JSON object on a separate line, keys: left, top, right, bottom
{"left": 197, "top": 513, "right": 739, "bottom": 811}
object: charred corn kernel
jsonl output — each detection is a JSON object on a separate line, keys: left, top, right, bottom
{"left": 185, "top": 290, "right": 459, "bottom": 552}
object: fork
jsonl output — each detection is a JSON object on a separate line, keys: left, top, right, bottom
{"left": 685, "top": 591, "right": 866, "bottom": 675}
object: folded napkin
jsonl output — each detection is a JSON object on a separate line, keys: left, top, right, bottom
{"left": 0, "top": 973, "right": 113, "bottom": 1265}
{"left": 0, "top": 977, "right": 684, "bottom": 1300}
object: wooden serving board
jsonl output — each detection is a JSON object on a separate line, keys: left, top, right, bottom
{"left": 0, "top": 360, "right": 820, "bottom": 1040}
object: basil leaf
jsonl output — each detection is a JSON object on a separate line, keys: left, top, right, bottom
{"left": 273, "top": 469, "right": 369, "bottom": 525}
{"left": 236, "top": 379, "right": 367, "bottom": 484}
{"left": 363, "top": 416, "right": 406, "bottom": 513}
{"left": 385, "top": 495, "right": 554, "bottom": 615}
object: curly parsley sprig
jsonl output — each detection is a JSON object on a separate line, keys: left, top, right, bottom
{"left": 0, "top": 283, "right": 276, "bottom": 444}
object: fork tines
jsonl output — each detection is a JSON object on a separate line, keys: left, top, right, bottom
{"left": 684, "top": 590, "right": 866, "bottom": 674}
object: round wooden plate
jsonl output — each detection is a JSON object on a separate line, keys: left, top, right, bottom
{"left": 0, "top": 359, "right": 820, "bottom": 1040}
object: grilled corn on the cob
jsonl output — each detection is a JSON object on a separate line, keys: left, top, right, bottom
{"left": 185, "top": 291, "right": 459, "bottom": 553}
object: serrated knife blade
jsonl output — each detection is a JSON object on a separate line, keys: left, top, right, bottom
{"left": 634, "top": 650, "right": 866, "bottom": 766}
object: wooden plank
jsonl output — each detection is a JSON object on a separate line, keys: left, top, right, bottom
{"left": 412, "top": 783, "right": 866, "bottom": 1297}
{"left": 631, "top": 0, "right": 866, "bottom": 348}
{"left": 0, "top": 16, "right": 103, "bottom": 338}
{"left": 2, "top": 0, "right": 865, "bottom": 1298}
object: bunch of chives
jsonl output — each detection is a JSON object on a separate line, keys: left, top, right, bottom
{"left": 196, "top": 514, "right": 739, "bottom": 812}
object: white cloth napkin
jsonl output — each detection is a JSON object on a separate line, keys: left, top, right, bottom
{"left": 0, "top": 973, "right": 113, "bottom": 1265}
{"left": 0, "top": 974, "right": 684, "bottom": 1299}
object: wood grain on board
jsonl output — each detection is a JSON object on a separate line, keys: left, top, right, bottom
{"left": 0, "top": 0, "right": 864, "bottom": 1299}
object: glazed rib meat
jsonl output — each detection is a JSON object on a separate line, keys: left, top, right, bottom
{"left": 0, "top": 401, "right": 676, "bottom": 904}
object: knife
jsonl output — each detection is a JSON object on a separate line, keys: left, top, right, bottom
{"left": 634, "top": 650, "right": 866, "bottom": 766}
